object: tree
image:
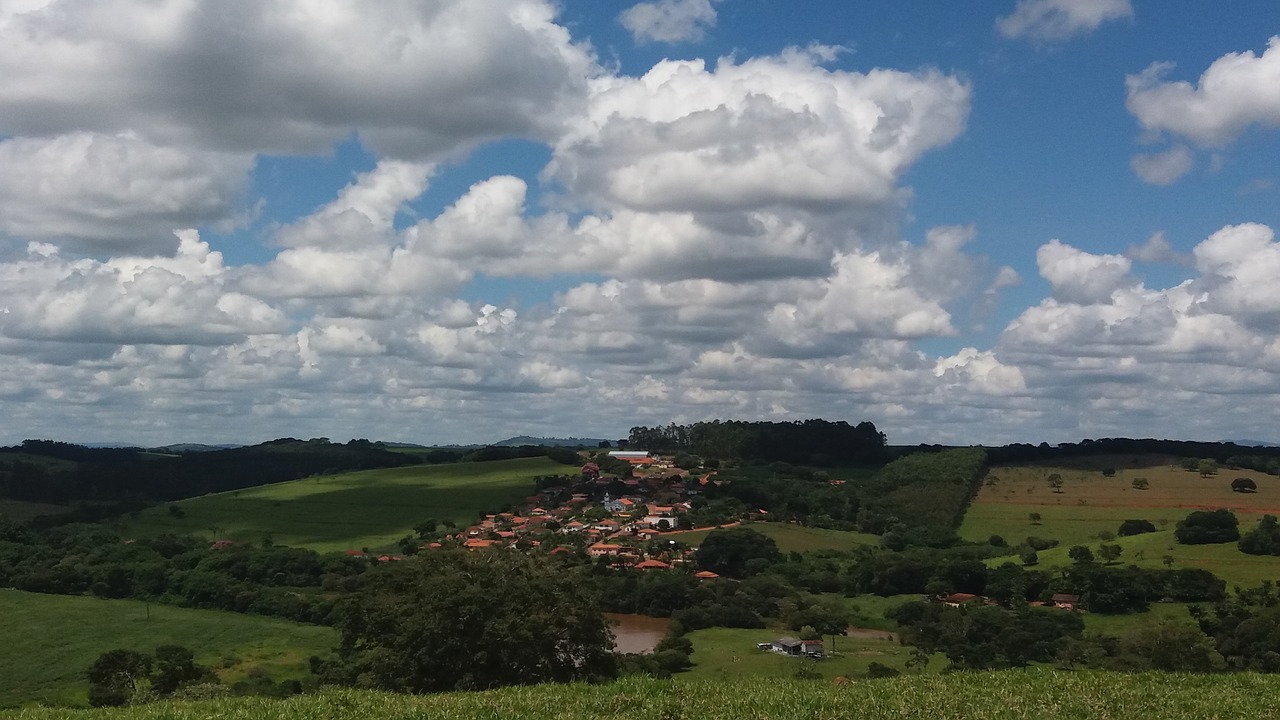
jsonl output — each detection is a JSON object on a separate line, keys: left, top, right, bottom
{"left": 1131, "top": 477, "right": 1149, "bottom": 490}
{"left": 1175, "top": 509, "right": 1240, "bottom": 545}
{"left": 1232, "top": 477, "right": 1258, "bottom": 493}
{"left": 1238, "top": 514, "right": 1280, "bottom": 556}
{"left": 1047, "top": 474, "right": 1064, "bottom": 493}
{"left": 151, "top": 645, "right": 214, "bottom": 696}
{"left": 1118, "top": 519, "right": 1156, "bottom": 537}
{"left": 694, "top": 527, "right": 781, "bottom": 579}
{"left": 1097, "top": 543, "right": 1123, "bottom": 565}
{"left": 1029, "top": 512, "right": 1042, "bottom": 525}
{"left": 1068, "top": 545, "right": 1094, "bottom": 564}
{"left": 1020, "top": 549, "right": 1039, "bottom": 566}
{"left": 87, "top": 649, "right": 152, "bottom": 707}
{"left": 1198, "top": 459, "right": 1218, "bottom": 478}
{"left": 332, "top": 551, "right": 616, "bottom": 692}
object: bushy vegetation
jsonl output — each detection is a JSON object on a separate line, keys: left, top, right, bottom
{"left": 1175, "top": 510, "right": 1240, "bottom": 545}
{"left": 318, "top": 551, "right": 616, "bottom": 693}
{"left": 1238, "top": 515, "right": 1280, "bottom": 555}
{"left": 627, "top": 419, "right": 887, "bottom": 465}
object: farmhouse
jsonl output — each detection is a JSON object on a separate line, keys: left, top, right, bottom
{"left": 1052, "top": 593, "right": 1081, "bottom": 611}
{"left": 770, "top": 637, "right": 824, "bottom": 657}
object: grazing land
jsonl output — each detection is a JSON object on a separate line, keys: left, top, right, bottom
{"left": 123, "top": 457, "right": 563, "bottom": 553}
{"left": 960, "top": 457, "right": 1280, "bottom": 587}
{"left": 13, "top": 672, "right": 1280, "bottom": 720}
{"left": 0, "top": 589, "right": 334, "bottom": 709}
{"left": 666, "top": 522, "right": 879, "bottom": 552}
{"left": 0, "top": 499, "right": 73, "bottom": 521}
{"left": 681, "top": 626, "right": 929, "bottom": 681}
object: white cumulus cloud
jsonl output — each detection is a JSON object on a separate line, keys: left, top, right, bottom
{"left": 997, "top": 0, "right": 1133, "bottom": 42}
{"left": 620, "top": 0, "right": 719, "bottom": 44}
{"left": 1126, "top": 37, "right": 1280, "bottom": 146}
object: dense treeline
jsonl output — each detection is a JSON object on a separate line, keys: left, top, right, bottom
{"left": 0, "top": 439, "right": 579, "bottom": 510}
{"left": 987, "top": 437, "right": 1280, "bottom": 466}
{"left": 0, "top": 439, "right": 421, "bottom": 507}
{"left": 0, "top": 519, "right": 366, "bottom": 624}
{"left": 627, "top": 419, "right": 887, "bottom": 465}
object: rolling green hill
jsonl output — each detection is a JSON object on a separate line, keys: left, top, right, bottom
{"left": 122, "top": 457, "right": 565, "bottom": 553}
{"left": 0, "top": 589, "right": 334, "bottom": 709}
{"left": 961, "top": 460, "right": 1280, "bottom": 588}
{"left": 12, "top": 672, "right": 1280, "bottom": 719}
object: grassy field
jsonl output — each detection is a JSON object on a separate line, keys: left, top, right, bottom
{"left": 123, "top": 457, "right": 563, "bottom": 552}
{"left": 961, "top": 459, "right": 1280, "bottom": 588}
{"left": 666, "top": 522, "right": 879, "bottom": 552}
{"left": 0, "top": 589, "right": 335, "bottom": 709}
{"left": 13, "top": 671, "right": 1280, "bottom": 719}
{"left": 681, "top": 625, "right": 934, "bottom": 681}
{"left": 0, "top": 499, "right": 74, "bottom": 521}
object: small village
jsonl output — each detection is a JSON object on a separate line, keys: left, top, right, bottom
{"left": 417, "top": 450, "right": 731, "bottom": 574}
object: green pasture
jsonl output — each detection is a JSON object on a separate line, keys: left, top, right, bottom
{"left": 124, "top": 457, "right": 562, "bottom": 552}
{"left": 667, "top": 522, "right": 879, "bottom": 553}
{"left": 19, "top": 671, "right": 1280, "bottom": 720}
{"left": 1080, "top": 601, "right": 1199, "bottom": 636}
{"left": 0, "top": 499, "right": 74, "bottom": 522}
{"left": 681, "top": 625, "right": 936, "bottom": 681}
{"left": 0, "top": 589, "right": 334, "bottom": 709}
{"left": 992, "top": 525, "right": 1280, "bottom": 589}
{"left": 963, "top": 460, "right": 1280, "bottom": 588}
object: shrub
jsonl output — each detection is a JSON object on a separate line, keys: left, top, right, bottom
{"left": 1118, "top": 519, "right": 1157, "bottom": 537}
{"left": 1175, "top": 509, "right": 1240, "bottom": 545}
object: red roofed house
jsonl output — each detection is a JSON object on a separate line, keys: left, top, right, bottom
{"left": 634, "top": 559, "right": 672, "bottom": 570}
{"left": 694, "top": 570, "right": 720, "bottom": 580}
{"left": 588, "top": 542, "right": 625, "bottom": 558}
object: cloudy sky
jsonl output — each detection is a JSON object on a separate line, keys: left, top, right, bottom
{"left": 1, "top": 0, "right": 1279, "bottom": 447}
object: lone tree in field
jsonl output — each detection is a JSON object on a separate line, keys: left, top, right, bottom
{"left": 1097, "top": 543, "right": 1123, "bottom": 565}
{"left": 1174, "top": 509, "right": 1240, "bottom": 545}
{"left": 1198, "top": 459, "right": 1218, "bottom": 477}
{"left": 1047, "top": 474, "right": 1064, "bottom": 493}
{"left": 331, "top": 551, "right": 616, "bottom": 692}
{"left": 87, "top": 650, "right": 152, "bottom": 707}
{"left": 1232, "top": 477, "right": 1258, "bottom": 493}
{"left": 1029, "top": 512, "right": 1042, "bottom": 525}
{"left": 1068, "top": 545, "right": 1094, "bottom": 564}
{"left": 1118, "top": 519, "right": 1157, "bottom": 536}
{"left": 1132, "top": 477, "right": 1149, "bottom": 490}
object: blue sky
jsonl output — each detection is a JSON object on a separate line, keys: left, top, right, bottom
{"left": 0, "top": 0, "right": 1278, "bottom": 446}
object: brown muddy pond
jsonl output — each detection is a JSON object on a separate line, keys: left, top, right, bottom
{"left": 606, "top": 612, "right": 671, "bottom": 654}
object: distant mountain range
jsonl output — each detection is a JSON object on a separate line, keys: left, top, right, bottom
{"left": 1227, "top": 439, "right": 1280, "bottom": 448}
{"left": 492, "top": 436, "right": 610, "bottom": 448}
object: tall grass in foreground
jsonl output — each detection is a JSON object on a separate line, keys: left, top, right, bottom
{"left": 13, "top": 670, "right": 1280, "bottom": 720}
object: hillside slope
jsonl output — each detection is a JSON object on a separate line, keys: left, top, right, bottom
{"left": 123, "top": 457, "right": 564, "bottom": 552}
{"left": 14, "top": 671, "right": 1280, "bottom": 719}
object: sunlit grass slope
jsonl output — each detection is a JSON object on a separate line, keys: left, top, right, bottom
{"left": 0, "top": 589, "right": 334, "bottom": 709}
{"left": 962, "top": 459, "right": 1280, "bottom": 587}
{"left": 14, "top": 672, "right": 1280, "bottom": 719}
{"left": 122, "top": 457, "right": 562, "bottom": 552}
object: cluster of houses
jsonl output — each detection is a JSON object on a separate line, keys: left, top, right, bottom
{"left": 402, "top": 450, "right": 731, "bottom": 572}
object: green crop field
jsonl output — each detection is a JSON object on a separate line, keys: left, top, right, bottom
{"left": 13, "top": 672, "right": 1280, "bottom": 720}
{"left": 0, "top": 589, "right": 334, "bottom": 709}
{"left": 961, "top": 459, "right": 1280, "bottom": 587}
{"left": 123, "top": 457, "right": 564, "bottom": 553}
{"left": 667, "top": 522, "right": 879, "bottom": 553}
